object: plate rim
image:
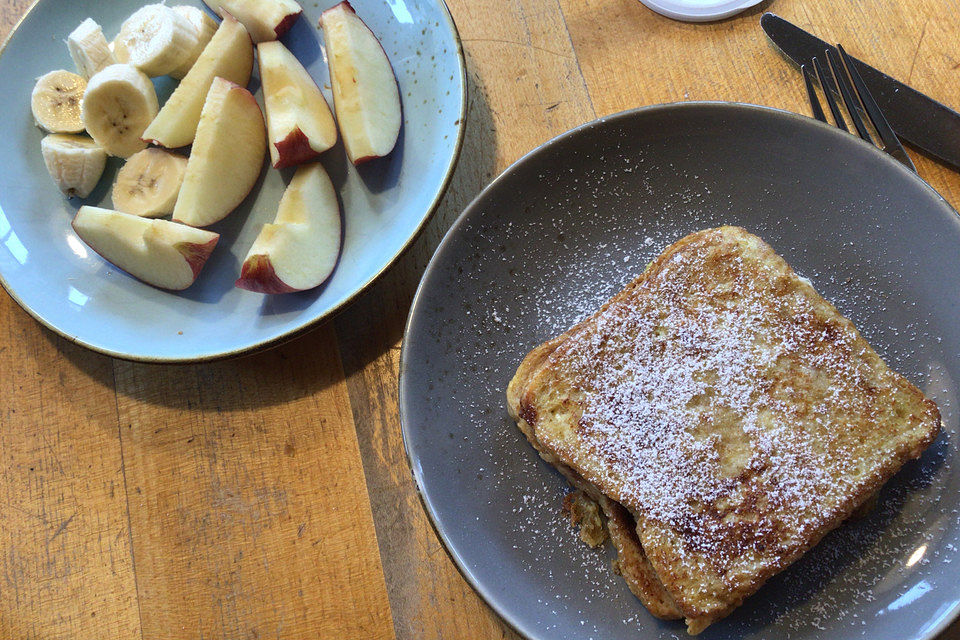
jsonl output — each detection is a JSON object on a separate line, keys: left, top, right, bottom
{"left": 637, "top": 0, "right": 764, "bottom": 22}
{"left": 0, "top": 0, "right": 469, "bottom": 364}
{"left": 398, "top": 100, "right": 960, "bottom": 640}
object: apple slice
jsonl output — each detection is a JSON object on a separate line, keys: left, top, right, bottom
{"left": 258, "top": 41, "right": 337, "bottom": 169}
{"left": 203, "top": 0, "right": 301, "bottom": 43}
{"left": 235, "top": 162, "right": 340, "bottom": 294}
{"left": 141, "top": 12, "right": 253, "bottom": 149}
{"left": 320, "top": 1, "right": 401, "bottom": 165}
{"left": 172, "top": 77, "right": 266, "bottom": 228}
{"left": 72, "top": 206, "right": 219, "bottom": 290}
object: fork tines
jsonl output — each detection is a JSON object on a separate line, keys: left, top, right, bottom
{"left": 802, "top": 44, "right": 916, "bottom": 173}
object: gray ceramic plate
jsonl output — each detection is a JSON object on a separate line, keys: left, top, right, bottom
{"left": 0, "top": 0, "right": 464, "bottom": 362}
{"left": 400, "top": 102, "right": 960, "bottom": 640}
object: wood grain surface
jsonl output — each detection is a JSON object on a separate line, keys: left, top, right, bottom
{"left": 1, "top": 0, "right": 958, "bottom": 638}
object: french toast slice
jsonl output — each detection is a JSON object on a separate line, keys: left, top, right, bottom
{"left": 507, "top": 226, "right": 940, "bottom": 634}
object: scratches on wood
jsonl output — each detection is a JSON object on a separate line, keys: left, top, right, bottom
{"left": 48, "top": 512, "right": 76, "bottom": 543}
{"left": 2, "top": 0, "right": 960, "bottom": 639}
{"left": 112, "top": 325, "right": 394, "bottom": 640}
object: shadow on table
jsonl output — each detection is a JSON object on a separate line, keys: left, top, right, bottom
{"left": 333, "top": 53, "right": 498, "bottom": 379}
{"left": 44, "top": 315, "right": 345, "bottom": 411}
{"left": 729, "top": 0, "right": 772, "bottom": 23}
{"left": 37, "top": 326, "right": 117, "bottom": 391}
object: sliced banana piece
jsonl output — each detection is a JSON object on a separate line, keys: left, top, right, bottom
{"left": 174, "top": 6, "right": 218, "bottom": 39}
{"left": 170, "top": 6, "right": 218, "bottom": 79}
{"left": 81, "top": 64, "right": 159, "bottom": 158}
{"left": 115, "top": 4, "right": 201, "bottom": 77}
{"left": 112, "top": 148, "right": 188, "bottom": 217}
{"left": 31, "top": 70, "right": 86, "bottom": 133}
{"left": 41, "top": 134, "right": 107, "bottom": 198}
{"left": 111, "top": 37, "right": 128, "bottom": 63}
{"left": 67, "top": 18, "right": 116, "bottom": 79}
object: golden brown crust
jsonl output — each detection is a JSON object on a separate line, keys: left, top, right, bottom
{"left": 563, "top": 490, "right": 608, "bottom": 547}
{"left": 602, "top": 499, "right": 682, "bottom": 620}
{"left": 506, "top": 226, "right": 941, "bottom": 635}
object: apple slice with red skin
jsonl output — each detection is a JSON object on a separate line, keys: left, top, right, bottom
{"left": 235, "top": 162, "right": 341, "bottom": 294}
{"left": 319, "top": 1, "right": 401, "bottom": 165}
{"left": 273, "top": 130, "right": 315, "bottom": 172}
{"left": 172, "top": 77, "right": 267, "bottom": 228}
{"left": 258, "top": 40, "right": 337, "bottom": 169}
{"left": 236, "top": 255, "right": 297, "bottom": 294}
{"left": 72, "top": 206, "right": 219, "bottom": 290}
{"left": 203, "top": 0, "right": 301, "bottom": 43}
{"left": 141, "top": 12, "right": 254, "bottom": 149}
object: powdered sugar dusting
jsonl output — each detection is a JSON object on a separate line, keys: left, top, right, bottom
{"left": 536, "top": 228, "right": 939, "bottom": 598}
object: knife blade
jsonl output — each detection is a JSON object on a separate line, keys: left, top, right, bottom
{"left": 761, "top": 12, "right": 960, "bottom": 169}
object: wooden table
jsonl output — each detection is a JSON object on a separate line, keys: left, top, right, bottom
{"left": 2, "top": 0, "right": 958, "bottom": 638}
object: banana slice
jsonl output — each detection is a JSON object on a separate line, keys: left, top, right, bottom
{"left": 41, "top": 134, "right": 107, "bottom": 198}
{"left": 111, "top": 37, "right": 129, "bottom": 63}
{"left": 31, "top": 70, "right": 86, "bottom": 133}
{"left": 67, "top": 18, "right": 116, "bottom": 79}
{"left": 81, "top": 64, "right": 159, "bottom": 158}
{"left": 170, "top": 6, "right": 218, "bottom": 79}
{"left": 174, "top": 6, "right": 218, "bottom": 38}
{"left": 112, "top": 148, "right": 188, "bottom": 217}
{"left": 115, "top": 4, "right": 202, "bottom": 77}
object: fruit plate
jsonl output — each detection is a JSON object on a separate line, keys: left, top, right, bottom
{"left": 0, "top": 0, "right": 465, "bottom": 362}
{"left": 399, "top": 103, "right": 960, "bottom": 640}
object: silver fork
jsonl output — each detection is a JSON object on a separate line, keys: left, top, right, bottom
{"left": 801, "top": 43, "right": 916, "bottom": 173}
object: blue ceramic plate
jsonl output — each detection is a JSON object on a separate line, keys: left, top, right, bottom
{"left": 0, "top": 0, "right": 465, "bottom": 362}
{"left": 401, "top": 103, "right": 960, "bottom": 640}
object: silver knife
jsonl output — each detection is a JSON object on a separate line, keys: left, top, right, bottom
{"left": 761, "top": 12, "right": 960, "bottom": 169}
